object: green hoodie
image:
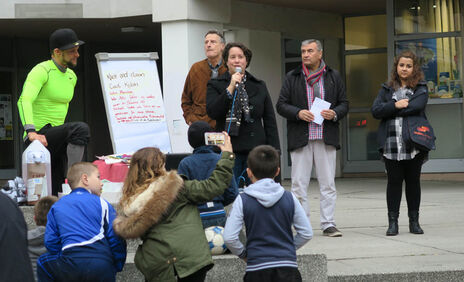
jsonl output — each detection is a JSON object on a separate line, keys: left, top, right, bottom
{"left": 17, "top": 59, "right": 76, "bottom": 136}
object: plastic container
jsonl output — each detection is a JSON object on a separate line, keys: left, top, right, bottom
{"left": 22, "top": 140, "right": 52, "bottom": 205}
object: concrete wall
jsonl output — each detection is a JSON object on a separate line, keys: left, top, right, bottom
{"left": 153, "top": 0, "right": 230, "bottom": 23}
{"left": 161, "top": 20, "right": 224, "bottom": 152}
{"left": 3, "top": 0, "right": 345, "bottom": 174}
{"left": 1, "top": 0, "right": 151, "bottom": 18}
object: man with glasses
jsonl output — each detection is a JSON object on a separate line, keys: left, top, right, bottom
{"left": 18, "top": 28, "right": 90, "bottom": 196}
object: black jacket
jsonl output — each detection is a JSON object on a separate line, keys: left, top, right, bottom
{"left": 275, "top": 65, "right": 348, "bottom": 151}
{"left": 0, "top": 193, "right": 35, "bottom": 282}
{"left": 371, "top": 81, "right": 428, "bottom": 152}
{"left": 206, "top": 71, "right": 280, "bottom": 154}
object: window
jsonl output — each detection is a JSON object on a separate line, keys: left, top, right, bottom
{"left": 394, "top": 0, "right": 464, "bottom": 160}
{"left": 344, "top": 15, "right": 387, "bottom": 162}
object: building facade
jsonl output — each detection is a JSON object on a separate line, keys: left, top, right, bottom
{"left": 0, "top": 0, "right": 462, "bottom": 179}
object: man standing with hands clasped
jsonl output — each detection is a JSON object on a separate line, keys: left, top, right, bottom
{"left": 276, "top": 39, "right": 348, "bottom": 237}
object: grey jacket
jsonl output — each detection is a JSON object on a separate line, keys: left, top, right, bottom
{"left": 28, "top": 226, "right": 47, "bottom": 281}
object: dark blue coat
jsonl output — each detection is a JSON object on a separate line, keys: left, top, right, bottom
{"left": 177, "top": 146, "right": 238, "bottom": 218}
{"left": 371, "top": 81, "right": 429, "bottom": 152}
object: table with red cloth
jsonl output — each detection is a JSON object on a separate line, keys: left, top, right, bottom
{"left": 92, "top": 160, "right": 129, "bottom": 182}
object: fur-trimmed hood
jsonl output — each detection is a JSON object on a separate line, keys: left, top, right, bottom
{"left": 113, "top": 171, "right": 184, "bottom": 239}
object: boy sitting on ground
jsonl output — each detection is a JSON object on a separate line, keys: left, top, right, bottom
{"left": 178, "top": 121, "right": 238, "bottom": 228}
{"left": 223, "top": 145, "right": 313, "bottom": 282}
{"left": 37, "top": 162, "right": 126, "bottom": 282}
{"left": 28, "top": 195, "right": 58, "bottom": 281}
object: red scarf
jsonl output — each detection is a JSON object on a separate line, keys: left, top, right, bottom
{"left": 302, "top": 62, "right": 326, "bottom": 87}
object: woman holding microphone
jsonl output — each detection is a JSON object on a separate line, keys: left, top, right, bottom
{"left": 207, "top": 42, "right": 280, "bottom": 187}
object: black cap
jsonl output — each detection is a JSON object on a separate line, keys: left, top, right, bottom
{"left": 188, "top": 121, "right": 213, "bottom": 149}
{"left": 49, "top": 28, "right": 85, "bottom": 51}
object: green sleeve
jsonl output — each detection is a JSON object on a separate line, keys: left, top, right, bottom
{"left": 181, "top": 151, "right": 235, "bottom": 203}
{"left": 17, "top": 64, "right": 48, "bottom": 129}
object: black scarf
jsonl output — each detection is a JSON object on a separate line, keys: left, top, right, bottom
{"left": 226, "top": 74, "right": 251, "bottom": 136}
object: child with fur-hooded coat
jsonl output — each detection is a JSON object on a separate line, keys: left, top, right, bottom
{"left": 113, "top": 138, "right": 235, "bottom": 282}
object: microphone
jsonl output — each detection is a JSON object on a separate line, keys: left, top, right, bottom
{"left": 235, "top": 67, "right": 242, "bottom": 88}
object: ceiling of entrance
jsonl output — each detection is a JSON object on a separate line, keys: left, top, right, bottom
{"left": 242, "top": 0, "right": 386, "bottom": 15}
{"left": 0, "top": 0, "right": 386, "bottom": 41}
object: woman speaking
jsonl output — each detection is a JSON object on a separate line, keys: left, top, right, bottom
{"left": 207, "top": 42, "right": 280, "bottom": 186}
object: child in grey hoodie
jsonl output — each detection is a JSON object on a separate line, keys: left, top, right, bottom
{"left": 28, "top": 195, "right": 58, "bottom": 281}
{"left": 223, "top": 145, "right": 312, "bottom": 282}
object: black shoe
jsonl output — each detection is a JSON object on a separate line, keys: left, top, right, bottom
{"left": 386, "top": 211, "right": 399, "bottom": 236}
{"left": 408, "top": 210, "right": 424, "bottom": 234}
{"left": 323, "top": 226, "right": 342, "bottom": 237}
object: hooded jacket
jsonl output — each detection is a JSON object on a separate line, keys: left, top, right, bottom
{"left": 177, "top": 145, "right": 238, "bottom": 224}
{"left": 113, "top": 152, "right": 235, "bottom": 282}
{"left": 28, "top": 226, "right": 47, "bottom": 281}
{"left": 223, "top": 179, "right": 312, "bottom": 272}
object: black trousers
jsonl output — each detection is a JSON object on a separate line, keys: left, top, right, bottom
{"left": 176, "top": 265, "right": 211, "bottom": 282}
{"left": 244, "top": 267, "right": 302, "bottom": 282}
{"left": 384, "top": 152, "right": 426, "bottom": 213}
{"left": 25, "top": 122, "right": 90, "bottom": 195}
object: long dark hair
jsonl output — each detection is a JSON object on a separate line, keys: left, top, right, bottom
{"left": 388, "top": 50, "right": 424, "bottom": 90}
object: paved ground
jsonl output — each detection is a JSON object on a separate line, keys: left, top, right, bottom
{"left": 290, "top": 178, "right": 464, "bottom": 277}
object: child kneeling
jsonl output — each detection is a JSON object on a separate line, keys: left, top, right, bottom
{"left": 37, "top": 162, "right": 127, "bottom": 282}
{"left": 113, "top": 133, "right": 235, "bottom": 282}
{"left": 223, "top": 145, "right": 313, "bottom": 282}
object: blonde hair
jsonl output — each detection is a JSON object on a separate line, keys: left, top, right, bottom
{"left": 34, "top": 195, "right": 58, "bottom": 226}
{"left": 119, "top": 147, "right": 166, "bottom": 206}
{"left": 67, "top": 162, "right": 99, "bottom": 189}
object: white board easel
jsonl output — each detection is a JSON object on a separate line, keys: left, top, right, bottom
{"left": 95, "top": 52, "right": 171, "bottom": 154}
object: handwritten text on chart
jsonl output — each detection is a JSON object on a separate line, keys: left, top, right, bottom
{"left": 105, "top": 71, "right": 164, "bottom": 123}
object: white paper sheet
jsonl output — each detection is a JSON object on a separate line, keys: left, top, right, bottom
{"left": 310, "top": 97, "right": 331, "bottom": 125}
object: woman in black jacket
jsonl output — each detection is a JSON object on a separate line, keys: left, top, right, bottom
{"left": 371, "top": 50, "right": 430, "bottom": 236}
{"left": 207, "top": 42, "right": 280, "bottom": 186}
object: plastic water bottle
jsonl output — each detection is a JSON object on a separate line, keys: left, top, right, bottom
{"left": 22, "top": 140, "right": 52, "bottom": 205}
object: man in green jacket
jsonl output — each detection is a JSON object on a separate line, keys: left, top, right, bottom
{"left": 17, "top": 28, "right": 89, "bottom": 195}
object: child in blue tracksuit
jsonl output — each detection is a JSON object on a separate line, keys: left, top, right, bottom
{"left": 178, "top": 121, "right": 238, "bottom": 228}
{"left": 223, "top": 145, "right": 313, "bottom": 282}
{"left": 37, "top": 162, "right": 126, "bottom": 282}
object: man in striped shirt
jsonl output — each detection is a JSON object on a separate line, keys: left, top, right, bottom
{"left": 276, "top": 39, "right": 348, "bottom": 237}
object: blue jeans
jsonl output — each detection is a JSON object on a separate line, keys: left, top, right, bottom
{"left": 234, "top": 153, "right": 250, "bottom": 188}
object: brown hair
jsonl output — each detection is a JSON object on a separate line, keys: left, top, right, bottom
{"left": 388, "top": 50, "right": 424, "bottom": 90}
{"left": 222, "top": 42, "right": 252, "bottom": 68}
{"left": 34, "top": 196, "right": 58, "bottom": 226}
{"left": 119, "top": 147, "right": 166, "bottom": 205}
{"left": 247, "top": 145, "right": 280, "bottom": 180}
{"left": 67, "top": 162, "right": 98, "bottom": 189}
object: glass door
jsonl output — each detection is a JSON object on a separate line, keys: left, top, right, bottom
{"left": 393, "top": 0, "right": 464, "bottom": 172}
{"left": 343, "top": 15, "right": 389, "bottom": 173}
{"left": 0, "top": 71, "right": 17, "bottom": 178}
{"left": 0, "top": 38, "right": 18, "bottom": 179}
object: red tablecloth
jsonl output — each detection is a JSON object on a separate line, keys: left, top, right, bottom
{"left": 93, "top": 160, "right": 129, "bottom": 182}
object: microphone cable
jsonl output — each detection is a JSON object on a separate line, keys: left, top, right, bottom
{"left": 227, "top": 88, "right": 238, "bottom": 134}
